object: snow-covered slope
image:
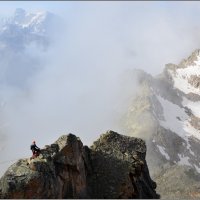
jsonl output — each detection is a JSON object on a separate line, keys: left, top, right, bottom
{"left": 167, "top": 50, "right": 200, "bottom": 94}
{"left": 123, "top": 49, "right": 200, "bottom": 176}
{"left": 123, "top": 50, "right": 200, "bottom": 198}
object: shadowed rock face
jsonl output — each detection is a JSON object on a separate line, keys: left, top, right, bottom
{"left": 0, "top": 134, "right": 87, "bottom": 199}
{"left": 0, "top": 131, "right": 159, "bottom": 199}
{"left": 87, "top": 131, "right": 159, "bottom": 199}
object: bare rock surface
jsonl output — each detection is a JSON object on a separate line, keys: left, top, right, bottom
{"left": 0, "top": 131, "right": 159, "bottom": 199}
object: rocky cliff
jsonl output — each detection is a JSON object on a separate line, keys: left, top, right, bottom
{"left": 0, "top": 131, "right": 159, "bottom": 199}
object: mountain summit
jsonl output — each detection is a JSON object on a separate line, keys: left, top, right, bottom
{"left": 12, "top": 8, "right": 52, "bottom": 34}
{"left": 0, "top": 8, "right": 60, "bottom": 51}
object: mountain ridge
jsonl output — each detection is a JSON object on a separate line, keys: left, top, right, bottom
{"left": 123, "top": 49, "right": 200, "bottom": 199}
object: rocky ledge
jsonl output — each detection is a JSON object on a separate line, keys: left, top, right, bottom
{"left": 0, "top": 130, "right": 159, "bottom": 199}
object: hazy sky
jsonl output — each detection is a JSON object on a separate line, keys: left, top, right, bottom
{"left": 1, "top": 1, "right": 200, "bottom": 176}
{"left": 2, "top": 0, "right": 197, "bottom": 75}
{"left": 0, "top": 1, "right": 72, "bottom": 15}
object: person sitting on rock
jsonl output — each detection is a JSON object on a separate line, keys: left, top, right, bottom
{"left": 30, "top": 141, "right": 41, "bottom": 158}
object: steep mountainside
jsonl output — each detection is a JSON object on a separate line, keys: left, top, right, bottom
{"left": 0, "top": 131, "right": 159, "bottom": 199}
{"left": 155, "top": 165, "right": 200, "bottom": 199}
{"left": 123, "top": 49, "right": 200, "bottom": 199}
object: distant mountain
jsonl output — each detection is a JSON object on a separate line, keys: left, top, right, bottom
{"left": 122, "top": 49, "right": 200, "bottom": 199}
{"left": 0, "top": 8, "right": 60, "bottom": 51}
{"left": 0, "top": 8, "right": 61, "bottom": 87}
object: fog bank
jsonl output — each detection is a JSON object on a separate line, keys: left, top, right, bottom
{"left": 1, "top": 2, "right": 200, "bottom": 176}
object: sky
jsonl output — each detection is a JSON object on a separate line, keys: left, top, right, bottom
{"left": 0, "top": 1, "right": 72, "bottom": 14}
{"left": 1, "top": 1, "right": 200, "bottom": 175}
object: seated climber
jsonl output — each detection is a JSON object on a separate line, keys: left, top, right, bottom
{"left": 30, "top": 141, "right": 41, "bottom": 158}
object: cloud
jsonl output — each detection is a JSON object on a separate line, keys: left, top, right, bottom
{"left": 1, "top": 2, "right": 200, "bottom": 176}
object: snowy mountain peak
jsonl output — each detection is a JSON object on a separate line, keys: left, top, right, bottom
{"left": 179, "top": 49, "right": 200, "bottom": 68}
{"left": 124, "top": 50, "right": 200, "bottom": 177}
{"left": 0, "top": 8, "right": 61, "bottom": 52}
{"left": 164, "top": 49, "right": 200, "bottom": 96}
{"left": 1, "top": 8, "right": 57, "bottom": 37}
{"left": 14, "top": 9, "right": 45, "bottom": 23}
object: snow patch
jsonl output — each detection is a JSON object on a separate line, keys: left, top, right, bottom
{"left": 178, "top": 154, "right": 191, "bottom": 166}
{"left": 21, "top": 11, "right": 47, "bottom": 28}
{"left": 186, "top": 142, "right": 195, "bottom": 156}
{"left": 168, "top": 61, "right": 200, "bottom": 95}
{"left": 182, "top": 97, "right": 200, "bottom": 118}
{"left": 157, "top": 95, "right": 200, "bottom": 141}
{"left": 157, "top": 144, "right": 170, "bottom": 160}
{"left": 194, "top": 165, "right": 200, "bottom": 173}
{"left": 183, "top": 121, "right": 200, "bottom": 140}
{"left": 157, "top": 95, "right": 188, "bottom": 140}
{"left": 178, "top": 154, "right": 200, "bottom": 173}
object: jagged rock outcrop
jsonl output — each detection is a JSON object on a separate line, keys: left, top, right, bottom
{"left": 87, "top": 131, "right": 159, "bottom": 199}
{"left": 0, "top": 134, "right": 88, "bottom": 198}
{"left": 0, "top": 131, "right": 159, "bottom": 199}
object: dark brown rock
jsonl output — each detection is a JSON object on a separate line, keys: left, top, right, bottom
{"left": 0, "top": 131, "right": 159, "bottom": 199}
{"left": 87, "top": 131, "right": 159, "bottom": 199}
